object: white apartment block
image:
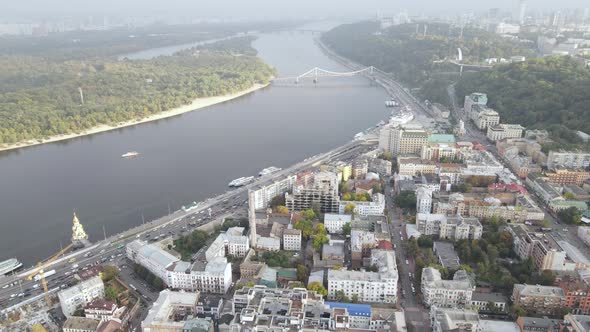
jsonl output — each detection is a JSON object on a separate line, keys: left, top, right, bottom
{"left": 547, "top": 151, "right": 590, "bottom": 170}
{"left": 126, "top": 240, "right": 232, "bottom": 294}
{"left": 251, "top": 175, "right": 297, "bottom": 210}
{"left": 142, "top": 290, "right": 199, "bottom": 332}
{"left": 206, "top": 227, "right": 249, "bottom": 261}
{"left": 470, "top": 105, "right": 500, "bottom": 130}
{"left": 323, "top": 213, "right": 352, "bottom": 233}
{"left": 256, "top": 236, "right": 281, "bottom": 251}
{"left": 397, "top": 157, "right": 439, "bottom": 176}
{"left": 417, "top": 213, "right": 482, "bottom": 241}
{"left": 338, "top": 193, "right": 385, "bottom": 216}
{"left": 430, "top": 306, "right": 479, "bottom": 332}
{"left": 416, "top": 186, "right": 433, "bottom": 214}
{"left": 282, "top": 228, "right": 302, "bottom": 251}
{"left": 328, "top": 250, "right": 398, "bottom": 303}
{"left": 58, "top": 276, "right": 105, "bottom": 317}
{"left": 486, "top": 124, "right": 525, "bottom": 141}
{"left": 421, "top": 268, "right": 474, "bottom": 308}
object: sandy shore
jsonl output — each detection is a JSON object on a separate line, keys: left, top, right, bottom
{"left": 0, "top": 83, "right": 268, "bottom": 152}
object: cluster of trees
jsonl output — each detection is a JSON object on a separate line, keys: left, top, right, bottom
{"left": 312, "top": 224, "right": 329, "bottom": 252}
{"left": 0, "top": 45, "right": 275, "bottom": 145}
{"left": 395, "top": 191, "right": 416, "bottom": 211}
{"left": 333, "top": 290, "right": 359, "bottom": 303}
{"left": 173, "top": 229, "right": 209, "bottom": 261}
{"left": 558, "top": 207, "right": 584, "bottom": 225}
{"left": 322, "top": 21, "right": 534, "bottom": 106}
{"left": 293, "top": 209, "right": 316, "bottom": 238}
{"left": 217, "top": 217, "right": 249, "bottom": 231}
{"left": 133, "top": 263, "right": 165, "bottom": 291}
{"left": 307, "top": 281, "right": 328, "bottom": 296}
{"left": 456, "top": 56, "right": 590, "bottom": 145}
{"left": 341, "top": 192, "right": 372, "bottom": 202}
{"left": 258, "top": 251, "right": 293, "bottom": 268}
{"left": 177, "top": 36, "right": 259, "bottom": 56}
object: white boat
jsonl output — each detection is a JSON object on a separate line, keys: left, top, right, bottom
{"left": 0, "top": 258, "right": 22, "bottom": 275}
{"left": 122, "top": 151, "right": 139, "bottom": 158}
{"left": 259, "top": 166, "right": 282, "bottom": 176}
{"left": 228, "top": 176, "right": 255, "bottom": 187}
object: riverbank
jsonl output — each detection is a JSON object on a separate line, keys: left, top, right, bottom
{"left": 0, "top": 83, "right": 268, "bottom": 152}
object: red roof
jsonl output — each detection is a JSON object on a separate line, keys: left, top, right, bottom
{"left": 377, "top": 240, "right": 393, "bottom": 250}
{"left": 488, "top": 183, "right": 528, "bottom": 194}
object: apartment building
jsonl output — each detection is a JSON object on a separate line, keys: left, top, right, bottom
{"left": 547, "top": 168, "right": 590, "bottom": 186}
{"left": 58, "top": 276, "right": 105, "bottom": 317}
{"left": 205, "top": 227, "right": 249, "bottom": 261}
{"left": 323, "top": 214, "right": 352, "bottom": 234}
{"left": 508, "top": 224, "right": 571, "bottom": 271}
{"left": 282, "top": 228, "right": 301, "bottom": 251}
{"left": 512, "top": 284, "right": 565, "bottom": 315}
{"left": 464, "top": 93, "right": 488, "bottom": 115}
{"left": 142, "top": 290, "right": 200, "bottom": 332}
{"left": 547, "top": 151, "right": 590, "bottom": 170}
{"left": 126, "top": 240, "right": 232, "bottom": 294}
{"left": 486, "top": 124, "right": 525, "bottom": 141}
{"left": 328, "top": 250, "right": 398, "bottom": 303}
{"left": 368, "top": 157, "right": 392, "bottom": 177}
{"left": 250, "top": 175, "right": 297, "bottom": 210}
{"left": 379, "top": 122, "right": 428, "bottom": 157}
{"left": 338, "top": 193, "right": 385, "bottom": 216}
{"left": 351, "top": 159, "right": 369, "bottom": 180}
{"left": 430, "top": 306, "right": 479, "bottom": 332}
{"left": 417, "top": 213, "right": 482, "bottom": 241}
{"left": 421, "top": 268, "right": 474, "bottom": 308}
{"left": 285, "top": 171, "right": 340, "bottom": 213}
{"left": 471, "top": 104, "right": 500, "bottom": 130}
{"left": 416, "top": 186, "right": 433, "bottom": 214}
{"left": 397, "top": 156, "right": 439, "bottom": 176}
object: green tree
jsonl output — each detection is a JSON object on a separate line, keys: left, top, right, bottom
{"left": 101, "top": 265, "right": 119, "bottom": 282}
{"left": 307, "top": 282, "right": 328, "bottom": 296}
{"left": 335, "top": 290, "right": 350, "bottom": 302}
{"left": 105, "top": 286, "right": 118, "bottom": 302}
{"left": 558, "top": 207, "right": 582, "bottom": 224}
{"left": 564, "top": 192, "right": 575, "bottom": 200}
{"left": 351, "top": 294, "right": 359, "bottom": 303}
{"left": 344, "top": 203, "right": 357, "bottom": 215}
{"left": 294, "top": 218, "right": 314, "bottom": 239}
{"left": 342, "top": 222, "right": 352, "bottom": 236}
{"left": 289, "top": 281, "right": 305, "bottom": 288}
{"left": 269, "top": 195, "right": 285, "bottom": 208}
{"left": 297, "top": 264, "right": 308, "bottom": 282}
{"left": 417, "top": 235, "right": 433, "bottom": 248}
{"left": 274, "top": 205, "right": 289, "bottom": 214}
{"left": 395, "top": 191, "right": 416, "bottom": 210}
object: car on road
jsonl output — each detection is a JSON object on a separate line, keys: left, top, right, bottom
{"left": 405, "top": 259, "right": 409, "bottom": 265}
{"left": 2, "top": 284, "right": 9, "bottom": 289}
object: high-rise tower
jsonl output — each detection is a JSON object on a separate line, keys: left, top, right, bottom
{"left": 248, "top": 190, "right": 257, "bottom": 248}
{"left": 518, "top": 0, "right": 527, "bottom": 24}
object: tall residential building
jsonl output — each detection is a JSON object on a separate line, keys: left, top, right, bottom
{"left": 463, "top": 93, "right": 488, "bottom": 114}
{"left": 421, "top": 268, "right": 474, "bottom": 308}
{"left": 328, "top": 250, "right": 398, "bottom": 303}
{"left": 286, "top": 172, "right": 340, "bottom": 213}
{"left": 337, "top": 193, "right": 385, "bottom": 216}
{"left": 379, "top": 122, "right": 428, "bottom": 157}
{"left": 282, "top": 227, "right": 302, "bottom": 251}
{"left": 205, "top": 227, "right": 249, "bottom": 261}
{"left": 518, "top": 0, "right": 527, "bottom": 24}
{"left": 58, "top": 276, "right": 105, "bottom": 317}
{"left": 250, "top": 175, "right": 297, "bottom": 210}
{"left": 507, "top": 224, "right": 571, "bottom": 271}
{"left": 547, "top": 168, "right": 590, "bottom": 186}
{"left": 512, "top": 284, "right": 565, "bottom": 315}
{"left": 471, "top": 105, "right": 500, "bottom": 130}
{"left": 416, "top": 186, "right": 433, "bottom": 214}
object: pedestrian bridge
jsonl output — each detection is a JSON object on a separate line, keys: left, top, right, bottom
{"left": 272, "top": 66, "right": 385, "bottom": 85}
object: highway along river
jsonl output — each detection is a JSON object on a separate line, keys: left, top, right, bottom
{"left": 0, "top": 23, "right": 389, "bottom": 266}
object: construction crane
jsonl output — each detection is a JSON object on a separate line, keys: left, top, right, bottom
{"left": 25, "top": 242, "right": 74, "bottom": 306}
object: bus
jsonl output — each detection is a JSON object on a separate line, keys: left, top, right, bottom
{"left": 129, "top": 284, "right": 137, "bottom": 291}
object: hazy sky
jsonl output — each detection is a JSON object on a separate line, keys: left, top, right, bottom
{"left": 2, "top": 0, "right": 589, "bottom": 19}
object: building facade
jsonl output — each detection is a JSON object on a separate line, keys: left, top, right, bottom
{"left": 421, "top": 268, "right": 474, "bottom": 308}
{"left": 512, "top": 284, "right": 565, "bottom": 315}
{"left": 486, "top": 124, "right": 525, "bottom": 141}
{"left": 282, "top": 228, "right": 302, "bottom": 251}
{"left": 250, "top": 175, "right": 297, "bottom": 210}
{"left": 58, "top": 276, "right": 105, "bottom": 317}
{"left": 417, "top": 213, "right": 482, "bottom": 241}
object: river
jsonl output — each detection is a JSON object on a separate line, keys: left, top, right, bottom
{"left": 0, "top": 22, "right": 389, "bottom": 266}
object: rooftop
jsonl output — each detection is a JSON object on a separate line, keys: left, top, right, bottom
{"left": 428, "top": 134, "right": 457, "bottom": 144}
{"left": 514, "top": 284, "right": 565, "bottom": 297}
{"left": 63, "top": 317, "right": 101, "bottom": 330}
{"left": 324, "top": 302, "right": 371, "bottom": 318}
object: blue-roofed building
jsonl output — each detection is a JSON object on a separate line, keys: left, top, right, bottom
{"left": 325, "top": 302, "right": 372, "bottom": 329}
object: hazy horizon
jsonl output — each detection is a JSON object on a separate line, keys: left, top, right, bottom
{"left": 2, "top": 0, "right": 589, "bottom": 21}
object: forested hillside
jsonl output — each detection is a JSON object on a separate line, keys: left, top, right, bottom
{"left": 456, "top": 56, "right": 590, "bottom": 145}
{"left": 0, "top": 42, "right": 274, "bottom": 145}
{"left": 321, "top": 21, "right": 534, "bottom": 105}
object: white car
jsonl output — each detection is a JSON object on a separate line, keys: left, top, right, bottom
{"left": 10, "top": 294, "right": 16, "bottom": 298}
{"left": 33, "top": 284, "right": 39, "bottom": 289}
{"left": 2, "top": 284, "right": 9, "bottom": 289}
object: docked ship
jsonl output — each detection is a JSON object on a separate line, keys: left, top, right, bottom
{"left": 259, "top": 166, "right": 282, "bottom": 177}
{"left": 228, "top": 176, "right": 255, "bottom": 187}
{"left": 385, "top": 98, "right": 398, "bottom": 107}
{"left": 121, "top": 151, "right": 140, "bottom": 158}
{"left": 0, "top": 258, "right": 22, "bottom": 275}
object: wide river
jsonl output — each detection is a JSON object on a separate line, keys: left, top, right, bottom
{"left": 0, "top": 23, "right": 389, "bottom": 266}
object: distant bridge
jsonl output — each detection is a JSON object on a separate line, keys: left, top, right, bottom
{"left": 272, "top": 66, "right": 386, "bottom": 85}
{"left": 271, "top": 29, "right": 324, "bottom": 35}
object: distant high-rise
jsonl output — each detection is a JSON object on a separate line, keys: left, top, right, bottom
{"left": 518, "top": 0, "right": 527, "bottom": 24}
